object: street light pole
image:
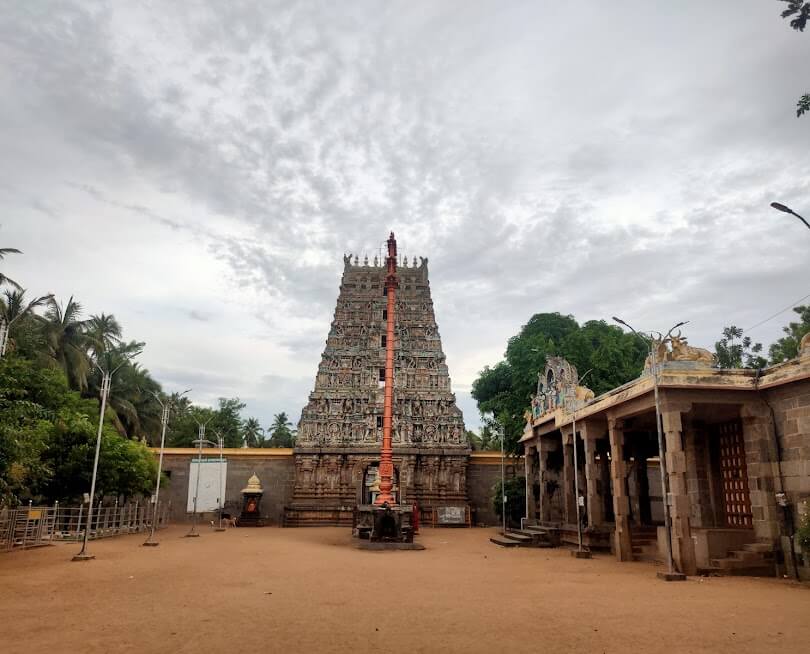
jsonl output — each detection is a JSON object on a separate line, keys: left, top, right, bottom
{"left": 214, "top": 432, "right": 226, "bottom": 532}
{"left": 0, "top": 293, "right": 54, "bottom": 357}
{"left": 72, "top": 358, "right": 133, "bottom": 561}
{"left": 613, "top": 316, "right": 687, "bottom": 581}
{"left": 771, "top": 202, "right": 810, "bottom": 231}
{"left": 186, "top": 416, "right": 213, "bottom": 538}
{"left": 571, "top": 368, "right": 594, "bottom": 559}
{"left": 144, "top": 388, "right": 191, "bottom": 547}
{"left": 501, "top": 422, "right": 507, "bottom": 536}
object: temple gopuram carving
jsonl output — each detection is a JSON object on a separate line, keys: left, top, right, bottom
{"left": 284, "top": 236, "right": 470, "bottom": 526}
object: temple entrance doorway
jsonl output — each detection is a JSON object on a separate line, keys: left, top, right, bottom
{"left": 622, "top": 427, "right": 663, "bottom": 528}
{"left": 710, "top": 419, "right": 753, "bottom": 528}
{"left": 362, "top": 464, "right": 399, "bottom": 505}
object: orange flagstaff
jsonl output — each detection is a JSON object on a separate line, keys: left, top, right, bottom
{"left": 375, "top": 231, "right": 398, "bottom": 505}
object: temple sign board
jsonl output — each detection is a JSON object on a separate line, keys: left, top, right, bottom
{"left": 186, "top": 458, "right": 227, "bottom": 513}
{"left": 436, "top": 506, "right": 466, "bottom": 524}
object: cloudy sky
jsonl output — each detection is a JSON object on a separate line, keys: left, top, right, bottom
{"left": 1, "top": 1, "right": 808, "bottom": 431}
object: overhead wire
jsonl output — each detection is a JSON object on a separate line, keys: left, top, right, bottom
{"left": 743, "top": 290, "right": 810, "bottom": 335}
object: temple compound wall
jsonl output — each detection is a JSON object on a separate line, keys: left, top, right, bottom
{"left": 286, "top": 252, "right": 471, "bottom": 526}
{"left": 521, "top": 334, "right": 810, "bottom": 579}
{"left": 153, "top": 450, "right": 514, "bottom": 527}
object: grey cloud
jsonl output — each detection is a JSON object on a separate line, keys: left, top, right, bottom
{"left": 2, "top": 1, "right": 808, "bottom": 434}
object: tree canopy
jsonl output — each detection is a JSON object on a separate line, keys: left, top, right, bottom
{"left": 268, "top": 412, "right": 296, "bottom": 447}
{"left": 0, "top": 244, "right": 294, "bottom": 506}
{"left": 471, "top": 313, "right": 647, "bottom": 452}
{"left": 778, "top": 1, "right": 810, "bottom": 116}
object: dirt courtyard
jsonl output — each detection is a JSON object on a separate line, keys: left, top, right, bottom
{"left": 2, "top": 526, "right": 809, "bottom": 654}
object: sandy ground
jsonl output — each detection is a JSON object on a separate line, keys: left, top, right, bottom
{"left": 2, "top": 526, "right": 809, "bottom": 654}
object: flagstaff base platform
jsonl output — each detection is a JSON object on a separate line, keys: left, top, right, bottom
{"left": 352, "top": 503, "right": 417, "bottom": 544}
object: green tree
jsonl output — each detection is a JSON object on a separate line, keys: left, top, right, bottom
{"left": 769, "top": 305, "right": 810, "bottom": 363}
{"left": 85, "top": 313, "right": 123, "bottom": 359}
{"left": 714, "top": 325, "right": 767, "bottom": 369}
{"left": 492, "top": 476, "right": 526, "bottom": 528}
{"left": 778, "top": 1, "right": 810, "bottom": 116}
{"left": 0, "top": 356, "right": 157, "bottom": 505}
{"left": 269, "top": 412, "right": 296, "bottom": 447}
{"left": 41, "top": 295, "right": 91, "bottom": 391}
{"left": 242, "top": 417, "right": 265, "bottom": 447}
{"left": 212, "top": 398, "right": 247, "bottom": 448}
{"left": 466, "top": 429, "right": 482, "bottom": 450}
{"left": 0, "top": 247, "right": 22, "bottom": 290}
{"left": 472, "top": 313, "right": 646, "bottom": 452}
{"left": 0, "top": 289, "right": 51, "bottom": 353}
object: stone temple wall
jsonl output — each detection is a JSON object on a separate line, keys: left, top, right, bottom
{"left": 153, "top": 450, "right": 519, "bottom": 528}
{"left": 158, "top": 450, "right": 295, "bottom": 526}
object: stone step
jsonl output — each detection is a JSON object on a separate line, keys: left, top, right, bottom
{"left": 707, "top": 561, "right": 775, "bottom": 577}
{"left": 632, "top": 545, "right": 657, "bottom": 554}
{"left": 504, "top": 531, "right": 533, "bottom": 543}
{"left": 742, "top": 542, "right": 774, "bottom": 554}
{"left": 523, "top": 525, "right": 552, "bottom": 534}
{"left": 511, "top": 529, "right": 556, "bottom": 548}
{"left": 633, "top": 554, "right": 660, "bottom": 563}
{"left": 711, "top": 556, "right": 766, "bottom": 569}
{"left": 728, "top": 550, "right": 770, "bottom": 563}
{"left": 490, "top": 535, "right": 522, "bottom": 548}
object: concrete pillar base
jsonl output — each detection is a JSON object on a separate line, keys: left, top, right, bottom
{"left": 656, "top": 571, "right": 687, "bottom": 582}
{"left": 71, "top": 553, "right": 95, "bottom": 561}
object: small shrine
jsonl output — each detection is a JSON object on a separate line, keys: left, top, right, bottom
{"left": 530, "top": 357, "right": 595, "bottom": 420}
{"left": 238, "top": 473, "right": 265, "bottom": 527}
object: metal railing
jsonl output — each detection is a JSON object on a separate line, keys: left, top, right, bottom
{"left": 1, "top": 501, "right": 170, "bottom": 551}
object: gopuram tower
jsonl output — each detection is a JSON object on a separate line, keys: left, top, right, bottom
{"left": 284, "top": 233, "right": 470, "bottom": 526}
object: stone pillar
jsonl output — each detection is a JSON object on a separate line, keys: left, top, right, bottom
{"left": 537, "top": 439, "right": 553, "bottom": 522}
{"left": 582, "top": 426, "right": 604, "bottom": 528}
{"left": 523, "top": 444, "right": 534, "bottom": 521}
{"left": 683, "top": 422, "right": 711, "bottom": 528}
{"left": 628, "top": 445, "right": 642, "bottom": 526}
{"left": 561, "top": 431, "right": 576, "bottom": 525}
{"left": 608, "top": 418, "right": 632, "bottom": 561}
{"left": 740, "top": 402, "right": 783, "bottom": 543}
{"left": 661, "top": 407, "right": 697, "bottom": 576}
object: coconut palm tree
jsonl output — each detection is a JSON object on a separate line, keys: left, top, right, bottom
{"left": 88, "top": 339, "right": 146, "bottom": 437}
{"left": 0, "top": 247, "right": 22, "bottom": 290}
{"left": 242, "top": 417, "right": 264, "bottom": 447}
{"left": 86, "top": 313, "right": 123, "bottom": 359}
{"left": 0, "top": 288, "right": 52, "bottom": 354}
{"left": 41, "top": 295, "right": 91, "bottom": 390}
{"left": 269, "top": 412, "right": 296, "bottom": 447}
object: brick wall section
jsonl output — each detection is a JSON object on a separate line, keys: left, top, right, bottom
{"left": 766, "top": 378, "right": 810, "bottom": 504}
{"left": 154, "top": 449, "right": 521, "bottom": 527}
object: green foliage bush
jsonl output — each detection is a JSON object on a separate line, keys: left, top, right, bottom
{"left": 798, "top": 511, "right": 810, "bottom": 552}
{"left": 492, "top": 476, "right": 526, "bottom": 528}
{"left": 0, "top": 356, "right": 158, "bottom": 506}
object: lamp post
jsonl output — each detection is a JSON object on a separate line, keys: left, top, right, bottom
{"left": 72, "top": 357, "right": 135, "bottom": 561}
{"left": 571, "top": 368, "right": 594, "bottom": 559}
{"left": 213, "top": 431, "right": 226, "bottom": 532}
{"left": 613, "top": 316, "right": 687, "bottom": 581}
{"left": 143, "top": 388, "right": 191, "bottom": 547}
{"left": 771, "top": 202, "right": 810, "bottom": 231}
{"left": 186, "top": 416, "right": 214, "bottom": 538}
{"left": 500, "top": 421, "right": 507, "bottom": 536}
